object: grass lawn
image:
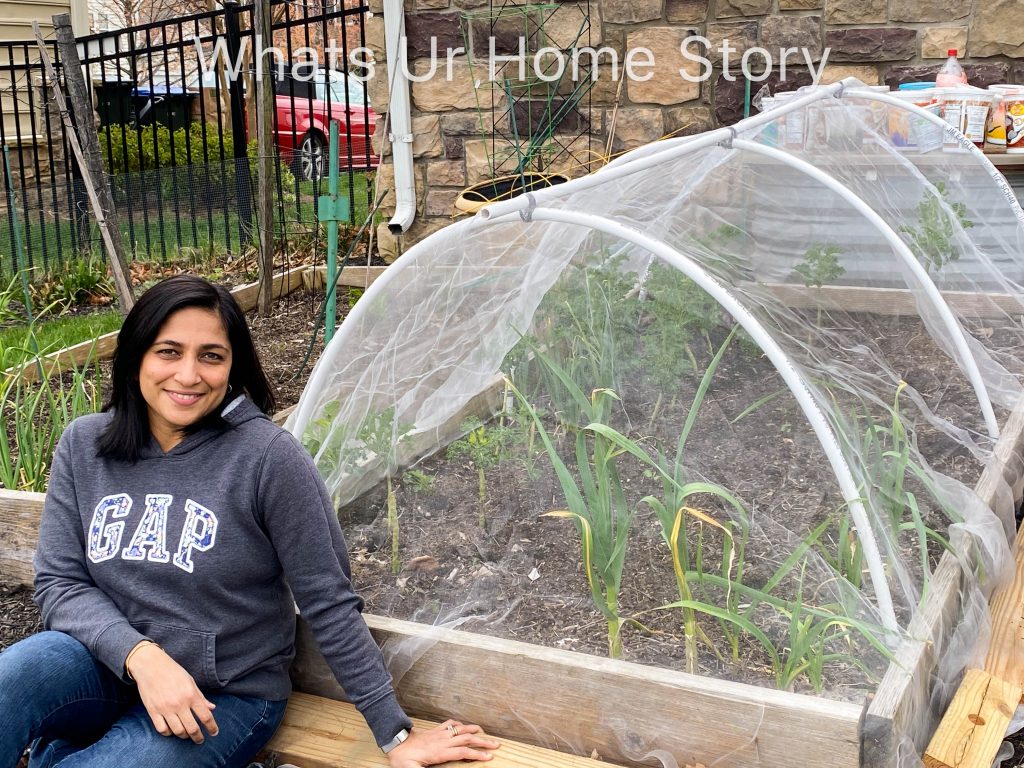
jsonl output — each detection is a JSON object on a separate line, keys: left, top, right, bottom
{"left": 0, "top": 310, "right": 122, "bottom": 368}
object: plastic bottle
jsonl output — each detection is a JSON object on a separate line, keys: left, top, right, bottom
{"left": 936, "top": 49, "right": 968, "bottom": 87}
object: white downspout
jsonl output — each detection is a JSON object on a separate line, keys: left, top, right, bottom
{"left": 383, "top": 0, "right": 415, "bottom": 233}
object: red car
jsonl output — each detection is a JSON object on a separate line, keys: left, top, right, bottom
{"left": 274, "top": 66, "right": 378, "bottom": 180}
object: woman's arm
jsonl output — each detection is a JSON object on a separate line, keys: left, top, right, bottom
{"left": 257, "top": 433, "right": 498, "bottom": 766}
{"left": 257, "top": 432, "right": 410, "bottom": 742}
{"left": 33, "top": 421, "right": 149, "bottom": 679}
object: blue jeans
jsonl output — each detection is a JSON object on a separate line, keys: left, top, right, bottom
{"left": 0, "top": 632, "right": 287, "bottom": 768}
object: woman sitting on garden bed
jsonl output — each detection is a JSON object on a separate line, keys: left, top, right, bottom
{"left": 0, "top": 275, "right": 499, "bottom": 768}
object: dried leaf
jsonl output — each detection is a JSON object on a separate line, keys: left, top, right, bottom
{"left": 405, "top": 555, "right": 441, "bottom": 573}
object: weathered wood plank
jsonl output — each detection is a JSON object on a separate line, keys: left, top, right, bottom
{"left": 226, "top": 266, "right": 309, "bottom": 314}
{"left": 0, "top": 489, "right": 44, "bottom": 586}
{"left": 2, "top": 333, "right": 120, "bottom": 384}
{"left": 861, "top": 553, "right": 965, "bottom": 767}
{"left": 923, "top": 669, "right": 1020, "bottom": 768}
{"left": 985, "top": 524, "right": 1024, "bottom": 690}
{"left": 261, "top": 691, "right": 617, "bottom": 768}
{"left": 978, "top": 398, "right": 1024, "bottom": 506}
{"left": 303, "top": 266, "right": 389, "bottom": 292}
{"left": 762, "top": 283, "right": 1024, "bottom": 320}
{"left": 272, "top": 404, "right": 297, "bottom": 426}
{"left": 291, "top": 614, "right": 863, "bottom": 768}
{"left": 861, "top": 396, "right": 1024, "bottom": 766}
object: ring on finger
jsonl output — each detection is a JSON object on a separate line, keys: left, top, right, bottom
{"left": 447, "top": 724, "right": 459, "bottom": 738}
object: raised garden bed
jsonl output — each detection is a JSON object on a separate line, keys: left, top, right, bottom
{"left": 3, "top": 270, "right": 1024, "bottom": 768}
{"left": 282, "top": 207, "right": 1024, "bottom": 764}
{"left": 4, "top": 402, "right": 1021, "bottom": 768}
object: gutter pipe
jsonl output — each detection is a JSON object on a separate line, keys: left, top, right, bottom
{"left": 383, "top": 0, "right": 415, "bottom": 233}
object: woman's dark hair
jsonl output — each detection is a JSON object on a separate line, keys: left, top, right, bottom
{"left": 97, "top": 275, "right": 276, "bottom": 462}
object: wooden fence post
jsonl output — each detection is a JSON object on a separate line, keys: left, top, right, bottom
{"left": 254, "top": 0, "right": 275, "bottom": 316}
{"left": 38, "top": 17, "right": 135, "bottom": 314}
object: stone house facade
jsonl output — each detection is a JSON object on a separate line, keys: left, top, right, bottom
{"left": 362, "top": 0, "right": 1024, "bottom": 258}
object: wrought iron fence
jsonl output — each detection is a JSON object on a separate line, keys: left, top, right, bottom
{"left": 0, "top": 0, "right": 375, "bottom": 278}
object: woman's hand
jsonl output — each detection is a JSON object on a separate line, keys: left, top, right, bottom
{"left": 387, "top": 720, "right": 500, "bottom": 767}
{"left": 125, "top": 641, "right": 220, "bottom": 744}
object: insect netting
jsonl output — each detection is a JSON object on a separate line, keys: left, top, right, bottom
{"left": 286, "top": 79, "right": 1023, "bottom": 767}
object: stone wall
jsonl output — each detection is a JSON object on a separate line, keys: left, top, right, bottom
{"left": 364, "top": 0, "right": 1024, "bottom": 258}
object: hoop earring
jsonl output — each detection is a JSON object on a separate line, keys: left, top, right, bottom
{"left": 227, "top": 384, "right": 234, "bottom": 394}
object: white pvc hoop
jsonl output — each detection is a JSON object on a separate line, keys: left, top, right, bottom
{"left": 732, "top": 138, "right": 1000, "bottom": 439}
{"left": 484, "top": 206, "right": 901, "bottom": 632}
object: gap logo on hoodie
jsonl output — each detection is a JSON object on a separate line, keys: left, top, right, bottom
{"left": 88, "top": 493, "right": 218, "bottom": 573}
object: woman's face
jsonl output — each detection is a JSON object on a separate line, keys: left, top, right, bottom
{"left": 139, "top": 307, "right": 233, "bottom": 451}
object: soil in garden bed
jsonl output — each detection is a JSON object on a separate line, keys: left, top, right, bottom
{"left": 336, "top": 310, "right": 1005, "bottom": 704}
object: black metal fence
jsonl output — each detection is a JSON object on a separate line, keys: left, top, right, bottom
{"left": 0, "top": 0, "right": 375, "bottom": 277}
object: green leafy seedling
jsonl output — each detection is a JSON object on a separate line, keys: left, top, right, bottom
{"left": 793, "top": 244, "right": 845, "bottom": 329}
{"left": 403, "top": 469, "right": 434, "bottom": 493}
{"left": 899, "top": 181, "right": 974, "bottom": 273}
{"left": 447, "top": 417, "right": 503, "bottom": 529}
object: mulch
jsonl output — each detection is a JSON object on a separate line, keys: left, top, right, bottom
{"left": 0, "top": 584, "right": 41, "bottom": 650}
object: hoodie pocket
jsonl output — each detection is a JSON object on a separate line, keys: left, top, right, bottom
{"left": 134, "top": 621, "right": 222, "bottom": 690}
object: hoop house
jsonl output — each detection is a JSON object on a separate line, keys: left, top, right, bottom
{"left": 287, "top": 79, "right": 1024, "bottom": 768}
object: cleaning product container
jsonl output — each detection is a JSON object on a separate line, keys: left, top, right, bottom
{"left": 991, "top": 85, "right": 1024, "bottom": 153}
{"left": 939, "top": 87, "right": 997, "bottom": 150}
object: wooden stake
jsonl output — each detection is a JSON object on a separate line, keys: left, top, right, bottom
{"left": 985, "top": 523, "right": 1024, "bottom": 692}
{"left": 253, "top": 0, "right": 275, "bottom": 316}
{"left": 36, "top": 17, "right": 134, "bottom": 314}
{"left": 924, "top": 669, "right": 1021, "bottom": 768}
{"left": 261, "top": 691, "right": 617, "bottom": 768}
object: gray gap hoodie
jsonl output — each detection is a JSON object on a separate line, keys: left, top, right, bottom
{"left": 33, "top": 397, "right": 411, "bottom": 746}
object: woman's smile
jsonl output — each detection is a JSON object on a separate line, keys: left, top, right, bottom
{"left": 165, "top": 391, "right": 205, "bottom": 405}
